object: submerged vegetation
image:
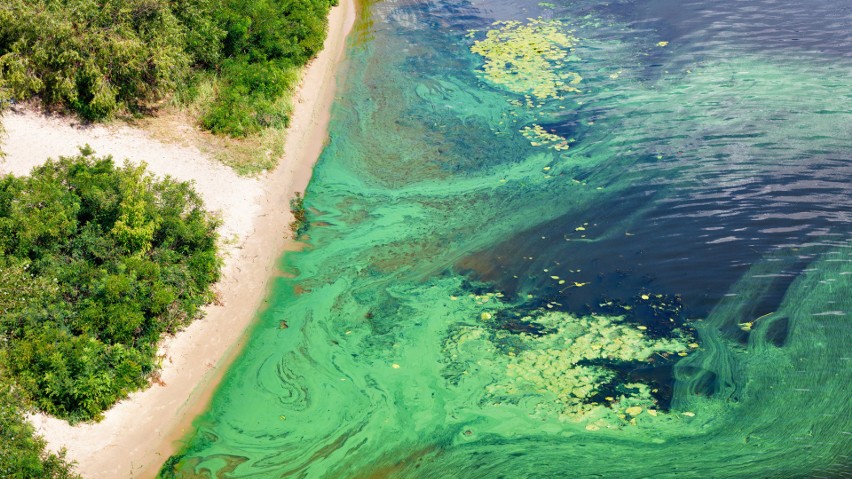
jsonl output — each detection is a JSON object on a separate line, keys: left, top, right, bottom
{"left": 0, "top": 149, "right": 220, "bottom": 422}
{"left": 0, "top": 0, "right": 338, "bottom": 140}
{"left": 289, "top": 192, "right": 309, "bottom": 237}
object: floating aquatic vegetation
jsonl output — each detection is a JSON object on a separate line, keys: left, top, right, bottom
{"left": 445, "top": 310, "right": 692, "bottom": 423}
{"left": 470, "top": 19, "right": 582, "bottom": 99}
{"left": 521, "top": 124, "right": 571, "bottom": 150}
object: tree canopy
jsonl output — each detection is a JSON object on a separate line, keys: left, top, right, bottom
{"left": 0, "top": 0, "right": 338, "bottom": 136}
{"left": 0, "top": 149, "right": 221, "bottom": 422}
{"left": 0, "top": 370, "right": 80, "bottom": 479}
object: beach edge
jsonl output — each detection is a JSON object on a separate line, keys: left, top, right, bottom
{"left": 16, "top": 0, "right": 357, "bottom": 477}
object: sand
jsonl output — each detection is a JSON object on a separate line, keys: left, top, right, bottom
{"left": 0, "top": 0, "right": 356, "bottom": 476}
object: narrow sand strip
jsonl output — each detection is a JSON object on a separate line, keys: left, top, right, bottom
{"left": 0, "top": 0, "right": 356, "bottom": 476}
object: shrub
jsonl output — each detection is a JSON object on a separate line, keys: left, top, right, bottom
{"left": 0, "top": 369, "right": 80, "bottom": 478}
{"left": 0, "top": 0, "right": 194, "bottom": 120}
{"left": 0, "top": 0, "right": 337, "bottom": 137}
{"left": 0, "top": 149, "right": 221, "bottom": 422}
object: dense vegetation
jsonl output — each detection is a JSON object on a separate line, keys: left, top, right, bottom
{"left": 0, "top": 149, "right": 220, "bottom": 422}
{"left": 0, "top": 371, "right": 80, "bottom": 479}
{"left": 0, "top": 0, "right": 337, "bottom": 137}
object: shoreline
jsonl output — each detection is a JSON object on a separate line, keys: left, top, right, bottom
{"left": 0, "top": 0, "right": 357, "bottom": 476}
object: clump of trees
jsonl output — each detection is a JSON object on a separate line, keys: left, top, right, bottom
{"left": 0, "top": 370, "right": 80, "bottom": 478}
{"left": 0, "top": 149, "right": 221, "bottom": 422}
{"left": 201, "top": 0, "right": 337, "bottom": 137}
{"left": 0, "top": 0, "right": 338, "bottom": 137}
{"left": 0, "top": 0, "right": 207, "bottom": 120}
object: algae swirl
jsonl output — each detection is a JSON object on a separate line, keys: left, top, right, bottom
{"left": 160, "top": 1, "right": 852, "bottom": 477}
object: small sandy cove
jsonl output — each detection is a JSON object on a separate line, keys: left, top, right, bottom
{"left": 0, "top": 0, "right": 355, "bottom": 477}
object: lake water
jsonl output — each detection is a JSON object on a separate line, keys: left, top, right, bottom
{"left": 160, "top": 0, "right": 851, "bottom": 477}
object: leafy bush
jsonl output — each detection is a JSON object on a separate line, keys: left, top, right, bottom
{"left": 198, "top": 0, "right": 335, "bottom": 136}
{"left": 0, "top": 149, "right": 221, "bottom": 422}
{"left": 0, "top": 370, "right": 80, "bottom": 479}
{"left": 201, "top": 59, "right": 298, "bottom": 137}
{"left": 0, "top": 0, "right": 337, "bottom": 137}
{"left": 0, "top": 0, "right": 197, "bottom": 120}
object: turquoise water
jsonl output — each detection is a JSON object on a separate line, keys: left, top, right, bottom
{"left": 161, "top": 0, "right": 851, "bottom": 477}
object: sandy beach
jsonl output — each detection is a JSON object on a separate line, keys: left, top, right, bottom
{"left": 0, "top": 0, "right": 356, "bottom": 476}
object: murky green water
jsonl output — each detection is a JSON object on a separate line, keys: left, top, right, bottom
{"left": 161, "top": 0, "right": 851, "bottom": 477}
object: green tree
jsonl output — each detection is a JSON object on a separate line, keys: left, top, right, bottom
{"left": 0, "top": 0, "right": 191, "bottom": 119}
{"left": 0, "top": 149, "right": 220, "bottom": 422}
{"left": 0, "top": 369, "right": 80, "bottom": 478}
{"left": 110, "top": 163, "right": 160, "bottom": 254}
{"left": 0, "top": 0, "right": 338, "bottom": 138}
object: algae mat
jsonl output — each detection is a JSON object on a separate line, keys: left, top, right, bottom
{"left": 161, "top": 0, "right": 851, "bottom": 477}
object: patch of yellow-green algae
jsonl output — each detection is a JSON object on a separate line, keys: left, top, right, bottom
{"left": 444, "top": 309, "right": 692, "bottom": 427}
{"left": 470, "top": 19, "right": 583, "bottom": 100}
{"left": 521, "top": 124, "right": 571, "bottom": 150}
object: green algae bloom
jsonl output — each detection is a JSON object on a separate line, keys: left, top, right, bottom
{"left": 159, "top": 1, "right": 852, "bottom": 476}
{"left": 445, "top": 311, "right": 691, "bottom": 423}
{"left": 521, "top": 124, "right": 572, "bottom": 150}
{"left": 470, "top": 19, "right": 582, "bottom": 99}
